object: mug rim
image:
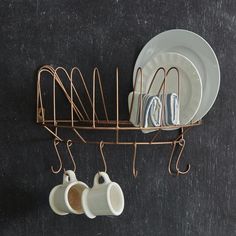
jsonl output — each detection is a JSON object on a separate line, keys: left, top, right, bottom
{"left": 107, "top": 182, "right": 124, "bottom": 216}
{"left": 64, "top": 181, "right": 89, "bottom": 214}
{"left": 49, "top": 184, "right": 69, "bottom": 216}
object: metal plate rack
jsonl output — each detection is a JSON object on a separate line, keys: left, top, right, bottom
{"left": 36, "top": 65, "right": 201, "bottom": 177}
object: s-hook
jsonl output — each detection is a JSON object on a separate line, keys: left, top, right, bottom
{"left": 51, "top": 139, "right": 63, "bottom": 174}
{"left": 66, "top": 140, "right": 76, "bottom": 172}
{"left": 51, "top": 139, "right": 77, "bottom": 174}
{"left": 168, "top": 139, "right": 190, "bottom": 176}
{"left": 99, "top": 141, "right": 107, "bottom": 173}
{"left": 132, "top": 143, "right": 138, "bottom": 178}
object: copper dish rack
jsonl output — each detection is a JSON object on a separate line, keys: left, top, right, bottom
{"left": 36, "top": 65, "right": 201, "bottom": 177}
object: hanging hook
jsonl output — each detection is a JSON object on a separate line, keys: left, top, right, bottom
{"left": 168, "top": 139, "right": 190, "bottom": 176}
{"left": 66, "top": 140, "right": 76, "bottom": 172}
{"left": 132, "top": 143, "right": 138, "bottom": 178}
{"left": 168, "top": 141, "right": 177, "bottom": 176}
{"left": 99, "top": 141, "right": 107, "bottom": 172}
{"left": 175, "top": 139, "right": 190, "bottom": 175}
{"left": 51, "top": 139, "right": 63, "bottom": 174}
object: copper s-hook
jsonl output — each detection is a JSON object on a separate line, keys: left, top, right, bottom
{"left": 176, "top": 139, "right": 190, "bottom": 175}
{"left": 66, "top": 140, "right": 76, "bottom": 172}
{"left": 168, "top": 139, "right": 190, "bottom": 176}
{"left": 168, "top": 141, "right": 177, "bottom": 176}
{"left": 51, "top": 139, "right": 63, "bottom": 174}
{"left": 99, "top": 141, "right": 107, "bottom": 172}
{"left": 132, "top": 143, "right": 138, "bottom": 178}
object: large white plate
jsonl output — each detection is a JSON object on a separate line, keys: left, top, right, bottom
{"left": 132, "top": 52, "right": 202, "bottom": 125}
{"left": 133, "top": 29, "right": 220, "bottom": 122}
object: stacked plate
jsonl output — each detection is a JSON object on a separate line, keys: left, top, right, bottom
{"left": 130, "top": 29, "right": 220, "bottom": 128}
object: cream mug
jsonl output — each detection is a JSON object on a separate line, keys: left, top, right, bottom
{"left": 81, "top": 172, "right": 124, "bottom": 219}
{"left": 49, "top": 170, "right": 88, "bottom": 215}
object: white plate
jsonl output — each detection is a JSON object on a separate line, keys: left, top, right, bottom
{"left": 133, "top": 52, "right": 202, "bottom": 125}
{"left": 133, "top": 29, "right": 220, "bottom": 122}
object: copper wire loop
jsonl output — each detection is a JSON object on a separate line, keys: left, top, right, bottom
{"left": 37, "top": 66, "right": 201, "bottom": 176}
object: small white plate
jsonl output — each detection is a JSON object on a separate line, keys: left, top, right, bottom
{"left": 133, "top": 52, "right": 202, "bottom": 125}
{"left": 133, "top": 29, "right": 220, "bottom": 122}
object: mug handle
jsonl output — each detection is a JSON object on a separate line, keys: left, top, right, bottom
{"left": 63, "top": 170, "right": 77, "bottom": 184}
{"left": 93, "top": 172, "right": 111, "bottom": 186}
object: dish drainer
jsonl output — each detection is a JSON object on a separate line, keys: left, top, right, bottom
{"left": 36, "top": 65, "right": 201, "bottom": 177}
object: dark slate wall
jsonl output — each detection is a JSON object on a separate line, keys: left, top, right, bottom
{"left": 0, "top": 0, "right": 235, "bottom": 235}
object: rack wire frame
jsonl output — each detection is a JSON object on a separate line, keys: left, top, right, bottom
{"left": 36, "top": 65, "right": 201, "bottom": 176}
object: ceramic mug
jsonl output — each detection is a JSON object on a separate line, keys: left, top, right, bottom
{"left": 49, "top": 170, "right": 88, "bottom": 215}
{"left": 81, "top": 172, "right": 124, "bottom": 219}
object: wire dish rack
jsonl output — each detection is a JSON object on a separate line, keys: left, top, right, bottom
{"left": 36, "top": 65, "right": 201, "bottom": 177}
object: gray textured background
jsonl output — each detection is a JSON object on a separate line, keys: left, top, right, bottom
{"left": 0, "top": 0, "right": 236, "bottom": 235}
